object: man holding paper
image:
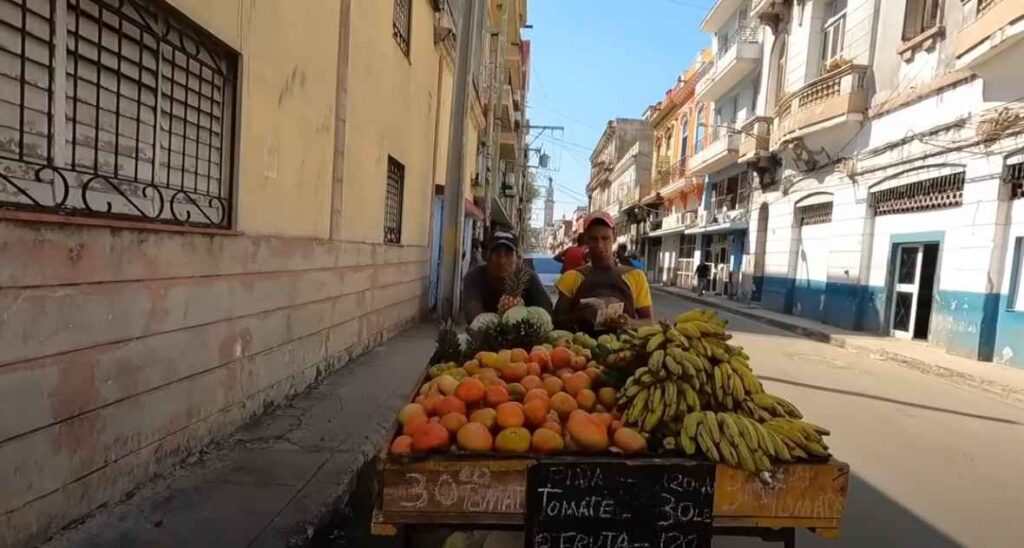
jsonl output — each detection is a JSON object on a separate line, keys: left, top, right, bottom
{"left": 552, "top": 212, "right": 654, "bottom": 333}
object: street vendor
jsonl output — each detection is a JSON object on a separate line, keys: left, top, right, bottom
{"left": 461, "top": 229, "right": 552, "bottom": 323}
{"left": 553, "top": 212, "right": 653, "bottom": 332}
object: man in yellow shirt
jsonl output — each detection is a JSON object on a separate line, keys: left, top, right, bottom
{"left": 553, "top": 212, "right": 654, "bottom": 332}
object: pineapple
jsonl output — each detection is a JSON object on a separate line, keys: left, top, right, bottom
{"left": 429, "top": 319, "right": 464, "bottom": 365}
{"left": 498, "top": 265, "right": 530, "bottom": 314}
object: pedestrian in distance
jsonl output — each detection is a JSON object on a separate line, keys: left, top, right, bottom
{"left": 553, "top": 232, "right": 587, "bottom": 274}
{"left": 695, "top": 261, "right": 711, "bottom": 296}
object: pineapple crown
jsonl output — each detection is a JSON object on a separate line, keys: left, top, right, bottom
{"left": 502, "top": 264, "right": 531, "bottom": 297}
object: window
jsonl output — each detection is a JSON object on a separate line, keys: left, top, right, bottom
{"left": 821, "top": 0, "right": 847, "bottom": 71}
{"left": 694, "top": 104, "right": 706, "bottom": 153}
{"left": 870, "top": 171, "right": 965, "bottom": 216}
{"left": 797, "top": 202, "right": 834, "bottom": 226}
{"left": 393, "top": 0, "right": 412, "bottom": 57}
{"left": 0, "top": 0, "right": 237, "bottom": 228}
{"left": 771, "top": 36, "right": 788, "bottom": 108}
{"left": 1006, "top": 159, "right": 1024, "bottom": 201}
{"left": 679, "top": 117, "right": 689, "bottom": 157}
{"left": 902, "top": 0, "right": 942, "bottom": 41}
{"left": 384, "top": 156, "right": 405, "bottom": 244}
{"left": 1011, "top": 238, "right": 1024, "bottom": 311}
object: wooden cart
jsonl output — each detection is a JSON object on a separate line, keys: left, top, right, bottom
{"left": 371, "top": 453, "right": 850, "bottom": 547}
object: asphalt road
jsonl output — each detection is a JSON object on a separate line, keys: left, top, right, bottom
{"left": 321, "top": 291, "right": 1024, "bottom": 547}
{"left": 652, "top": 291, "right": 1024, "bottom": 548}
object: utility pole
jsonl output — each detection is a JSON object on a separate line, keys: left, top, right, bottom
{"left": 437, "top": 0, "right": 480, "bottom": 320}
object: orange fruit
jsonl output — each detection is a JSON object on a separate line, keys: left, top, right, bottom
{"left": 564, "top": 372, "right": 592, "bottom": 396}
{"left": 440, "top": 412, "right": 469, "bottom": 435}
{"left": 435, "top": 396, "right": 467, "bottom": 417}
{"left": 494, "top": 427, "right": 532, "bottom": 453}
{"left": 398, "top": 403, "right": 426, "bottom": 425}
{"left": 454, "top": 378, "right": 487, "bottom": 405}
{"left": 524, "top": 399, "right": 551, "bottom": 427}
{"left": 597, "top": 387, "right": 618, "bottom": 410}
{"left": 526, "top": 362, "right": 542, "bottom": 377}
{"left": 485, "top": 385, "right": 510, "bottom": 408}
{"left": 531, "top": 428, "right": 565, "bottom": 454}
{"left": 390, "top": 435, "right": 413, "bottom": 455}
{"left": 583, "top": 366, "right": 600, "bottom": 381}
{"left": 570, "top": 356, "right": 588, "bottom": 371}
{"left": 510, "top": 348, "right": 530, "bottom": 364}
{"left": 550, "top": 392, "right": 578, "bottom": 420}
{"left": 540, "top": 421, "right": 562, "bottom": 435}
{"left": 507, "top": 383, "right": 527, "bottom": 402}
{"left": 496, "top": 401, "right": 526, "bottom": 428}
{"left": 463, "top": 359, "right": 482, "bottom": 376}
{"left": 521, "top": 375, "right": 544, "bottom": 392}
{"left": 456, "top": 422, "right": 494, "bottom": 452}
{"left": 524, "top": 388, "right": 551, "bottom": 405}
{"left": 411, "top": 422, "right": 451, "bottom": 453}
{"left": 403, "top": 415, "right": 429, "bottom": 436}
{"left": 529, "top": 349, "right": 551, "bottom": 370}
{"left": 550, "top": 347, "right": 573, "bottom": 370}
{"left": 542, "top": 376, "right": 564, "bottom": 396}
{"left": 470, "top": 408, "right": 497, "bottom": 430}
{"left": 576, "top": 389, "right": 597, "bottom": 412}
{"left": 566, "top": 411, "right": 609, "bottom": 452}
{"left": 502, "top": 362, "right": 529, "bottom": 383}
{"left": 612, "top": 427, "right": 647, "bottom": 454}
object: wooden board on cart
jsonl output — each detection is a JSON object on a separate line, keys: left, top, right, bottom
{"left": 373, "top": 456, "right": 850, "bottom": 539}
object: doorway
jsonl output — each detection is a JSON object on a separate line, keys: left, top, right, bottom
{"left": 890, "top": 243, "right": 940, "bottom": 340}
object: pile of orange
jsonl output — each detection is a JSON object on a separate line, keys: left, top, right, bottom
{"left": 391, "top": 346, "right": 647, "bottom": 456}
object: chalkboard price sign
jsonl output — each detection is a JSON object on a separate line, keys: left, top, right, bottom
{"left": 526, "top": 458, "right": 715, "bottom": 548}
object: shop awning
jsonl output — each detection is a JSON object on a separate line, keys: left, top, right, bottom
{"left": 647, "top": 224, "right": 689, "bottom": 238}
{"left": 686, "top": 220, "right": 749, "bottom": 235}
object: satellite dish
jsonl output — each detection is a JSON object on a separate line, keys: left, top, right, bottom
{"left": 539, "top": 152, "right": 550, "bottom": 168}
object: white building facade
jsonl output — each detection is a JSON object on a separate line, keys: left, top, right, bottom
{"left": 731, "top": 0, "right": 1024, "bottom": 365}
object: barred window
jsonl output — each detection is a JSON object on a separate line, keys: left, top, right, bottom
{"left": 871, "top": 172, "right": 965, "bottom": 217}
{"left": 393, "top": 0, "right": 411, "bottom": 58}
{"left": 1006, "top": 160, "right": 1024, "bottom": 201}
{"left": 384, "top": 156, "right": 404, "bottom": 244}
{"left": 0, "top": 0, "right": 237, "bottom": 228}
{"left": 797, "top": 202, "right": 833, "bottom": 226}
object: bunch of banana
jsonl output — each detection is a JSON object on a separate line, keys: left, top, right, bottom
{"left": 738, "top": 393, "right": 804, "bottom": 422}
{"left": 678, "top": 411, "right": 806, "bottom": 472}
{"left": 573, "top": 332, "right": 598, "bottom": 350}
{"left": 763, "top": 418, "right": 831, "bottom": 459}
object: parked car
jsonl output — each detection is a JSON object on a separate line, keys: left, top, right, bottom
{"left": 522, "top": 253, "right": 562, "bottom": 301}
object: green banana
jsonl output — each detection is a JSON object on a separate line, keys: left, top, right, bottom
{"left": 648, "top": 349, "right": 665, "bottom": 373}
{"left": 717, "top": 438, "right": 739, "bottom": 467}
{"left": 664, "top": 355, "right": 684, "bottom": 376}
{"left": 646, "top": 333, "right": 667, "bottom": 353}
{"left": 735, "top": 439, "right": 756, "bottom": 473}
{"left": 703, "top": 411, "right": 721, "bottom": 443}
{"left": 636, "top": 325, "right": 663, "bottom": 338}
{"left": 718, "top": 413, "right": 742, "bottom": 446}
{"left": 679, "top": 432, "right": 697, "bottom": 455}
{"left": 682, "top": 411, "right": 704, "bottom": 439}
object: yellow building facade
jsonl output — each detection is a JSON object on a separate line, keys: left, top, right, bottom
{"left": 0, "top": 1, "right": 485, "bottom": 545}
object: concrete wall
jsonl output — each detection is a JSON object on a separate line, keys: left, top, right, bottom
{"left": 169, "top": 0, "right": 342, "bottom": 238}
{"left": 0, "top": 225, "right": 428, "bottom": 546}
{"left": 337, "top": 0, "right": 448, "bottom": 245}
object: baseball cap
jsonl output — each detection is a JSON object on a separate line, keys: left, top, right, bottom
{"left": 584, "top": 211, "right": 615, "bottom": 231}
{"left": 487, "top": 230, "right": 518, "bottom": 253}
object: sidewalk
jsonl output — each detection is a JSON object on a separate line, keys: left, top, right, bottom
{"left": 654, "top": 286, "right": 1024, "bottom": 409}
{"left": 45, "top": 323, "right": 437, "bottom": 548}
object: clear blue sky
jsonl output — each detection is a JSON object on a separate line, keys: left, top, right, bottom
{"left": 525, "top": 0, "right": 715, "bottom": 226}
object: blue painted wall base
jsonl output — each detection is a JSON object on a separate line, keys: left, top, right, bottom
{"left": 752, "top": 276, "right": 1023, "bottom": 368}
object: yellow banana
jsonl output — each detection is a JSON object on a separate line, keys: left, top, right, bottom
{"left": 648, "top": 349, "right": 665, "bottom": 373}
{"left": 646, "top": 333, "right": 667, "bottom": 353}
{"left": 703, "top": 411, "right": 721, "bottom": 443}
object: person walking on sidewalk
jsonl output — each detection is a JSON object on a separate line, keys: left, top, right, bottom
{"left": 695, "top": 261, "right": 711, "bottom": 296}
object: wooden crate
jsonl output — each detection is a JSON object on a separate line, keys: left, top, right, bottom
{"left": 372, "top": 455, "right": 849, "bottom": 539}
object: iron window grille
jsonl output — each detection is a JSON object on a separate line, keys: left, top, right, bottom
{"left": 393, "top": 0, "right": 411, "bottom": 58}
{"left": 384, "top": 155, "right": 404, "bottom": 244}
{"left": 1006, "top": 160, "right": 1024, "bottom": 201}
{"left": 870, "top": 171, "right": 965, "bottom": 217}
{"left": 797, "top": 202, "right": 833, "bottom": 226}
{"left": 0, "top": 0, "right": 237, "bottom": 228}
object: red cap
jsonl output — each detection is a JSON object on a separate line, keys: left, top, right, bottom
{"left": 584, "top": 211, "right": 616, "bottom": 230}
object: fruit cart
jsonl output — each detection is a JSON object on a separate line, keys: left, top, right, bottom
{"left": 370, "top": 453, "right": 849, "bottom": 547}
{"left": 379, "top": 311, "right": 851, "bottom": 546}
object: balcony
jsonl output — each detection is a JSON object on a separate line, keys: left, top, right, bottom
{"left": 738, "top": 116, "right": 772, "bottom": 163}
{"left": 696, "top": 26, "right": 761, "bottom": 102}
{"left": 751, "top": 0, "right": 792, "bottom": 20}
{"left": 662, "top": 210, "right": 700, "bottom": 231}
{"left": 690, "top": 127, "right": 741, "bottom": 176}
{"left": 773, "top": 64, "right": 868, "bottom": 147}
{"left": 700, "top": 0, "right": 745, "bottom": 32}
{"left": 653, "top": 158, "right": 688, "bottom": 193}
{"left": 956, "top": 0, "right": 1024, "bottom": 69}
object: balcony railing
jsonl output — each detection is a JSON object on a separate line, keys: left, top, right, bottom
{"left": 956, "top": 0, "right": 1024, "bottom": 65}
{"left": 716, "top": 25, "right": 759, "bottom": 62}
{"left": 774, "top": 64, "right": 868, "bottom": 145}
{"left": 653, "top": 158, "right": 688, "bottom": 191}
{"left": 697, "top": 25, "right": 760, "bottom": 101}
{"left": 738, "top": 116, "right": 772, "bottom": 160}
